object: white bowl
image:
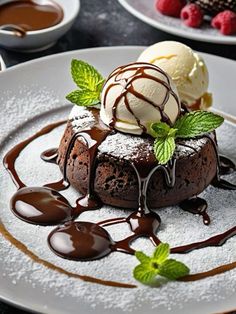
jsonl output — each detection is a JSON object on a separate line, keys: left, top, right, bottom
{"left": 0, "top": 0, "right": 80, "bottom": 52}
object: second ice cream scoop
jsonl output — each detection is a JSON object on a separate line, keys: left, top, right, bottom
{"left": 138, "top": 41, "right": 212, "bottom": 110}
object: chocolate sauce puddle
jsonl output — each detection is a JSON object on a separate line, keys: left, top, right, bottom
{"left": 48, "top": 221, "right": 114, "bottom": 260}
{"left": 2, "top": 109, "right": 236, "bottom": 286}
{"left": 11, "top": 186, "right": 73, "bottom": 225}
{"left": 40, "top": 148, "right": 58, "bottom": 164}
{"left": 179, "top": 197, "right": 210, "bottom": 226}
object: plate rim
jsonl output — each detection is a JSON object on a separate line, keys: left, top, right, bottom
{"left": 118, "top": 0, "right": 236, "bottom": 45}
{"left": 0, "top": 46, "right": 236, "bottom": 314}
{"left": 0, "top": 45, "right": 235, "bottom": 73}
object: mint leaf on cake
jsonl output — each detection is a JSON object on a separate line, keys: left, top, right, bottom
{"left": 174, "top": 111, "right": 224, "bottom": 138}
{"left": 66, "top": 59, "right": 105, "bottom": 106}
{"left": 66, "top": 90, "right": 102, "bottom": 107}
{"left": 151, "top": 111, "right": 224, "bottom": 165}
{"left": 133, "top": 243, "right": 190, "bottom": 285}
{"left": 153, "top": 136, "right": 176, "bottom": 165}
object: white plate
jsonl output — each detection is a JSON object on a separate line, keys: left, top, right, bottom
{"left": 0, "top": 47, "right": 236, "bottom": 314}
{"left": 118, "top": 0, "right": 236, "bottom": 45}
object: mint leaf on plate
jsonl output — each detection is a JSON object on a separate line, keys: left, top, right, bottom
{"left": 133, "top": 264, "right": 158, "bottom": 285}
{"left": 159, "top": 259, "right": 190, "bottom": 280}
{"left": 133, "top": 243, "right": 190, "bottom": 286}
{"left": 153, "top": 243, "right": 170, "bottom": 264}
{"left": 135, "top": 251, "right": 151, "bottom": 264}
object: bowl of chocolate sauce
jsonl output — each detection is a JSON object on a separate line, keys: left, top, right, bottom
{"left": 0, "top": 0, "right": 80, "bottom": 52}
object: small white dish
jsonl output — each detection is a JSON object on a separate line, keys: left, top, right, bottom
{"left": 118, "top": 0, "right": 236, "bottom": 45}
{"left": 0, "top": 55, "right": 6, "bottom": 71}
{"left": 0, "top": 0, "right": 80, "bottom": 52}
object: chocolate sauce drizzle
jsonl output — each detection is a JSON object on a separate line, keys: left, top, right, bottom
{"left": 204, "top": 133, "right": 236, "bottom": 190}
{"left": 179, "top": 197, "right": 210, "bottom": 226}
{"left": 3, "top": 120, "right": 66, "bottom": 190}
{"left": 62, "top": 109, "right": 111, "bottom": 212}
{"left": 103, "top": 63, "right": 181, "bottom": 130}
{"left": 3, "top": 108, "right": 236, "bottom": 287}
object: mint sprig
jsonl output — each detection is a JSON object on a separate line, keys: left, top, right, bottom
{"left": 174, "top": 111, "right": 224, "bottom": 138}
{"left": 66, "top": 59, "right": 105, "bottom": 106}
{"left": 151, "top": 111, "right": 224, "bottom": 165}
{"left": 133, "top": 243, "right": 189, "bottom": 285}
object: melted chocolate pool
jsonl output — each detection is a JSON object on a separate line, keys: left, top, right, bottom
{"left": 11, "top": 186, "right": 73, "bottom": 225}
{"left": 48, "top": 221, "right": 114, "bottom": 261}
{"left": 179, "top": 197, "right": 210, "bottom": 226}
{"left": 3, "top": 107, "right": 236, "bottom": 286}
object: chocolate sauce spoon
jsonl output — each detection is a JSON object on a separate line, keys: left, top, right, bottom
{"left": 0, "top": 24, "right": 26, "bottom": 38}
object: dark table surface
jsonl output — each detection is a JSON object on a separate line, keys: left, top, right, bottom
{"left": 0, "top": 0, "right": 236, "bottom": 313}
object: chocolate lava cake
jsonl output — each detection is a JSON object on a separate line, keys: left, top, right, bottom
{"left": 58, "top": 106, "right": 217, "bottom": 209}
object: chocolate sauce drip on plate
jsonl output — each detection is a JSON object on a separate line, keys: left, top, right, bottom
{"left": 0, "top": 0, "right": 64, "bottom": 32}
{"left": 180, "top": 261, "right": 236, "bottom": 282}
{"left": 211, "top": 178, "right": 236, "bottom": 190}
{"left": 40, "top": 148, "right": 69, "bottom": 190}
{"left": 219, "top": 155, "right": 236, "bottom": 175}
{"left": 204, "top": 134, "right": 236, "bottom": 190}
{"left": 179, "top": 197, "right": 210, "bottom": 226}
{"left": 177, "top": 136, "right": 236, "bottom": 224}
{"left": 40, "top": 148, "right": 58, "bottom": 164}
{"left": 171, "top": 225, "right": 236, "bottom": 254}
{"left": 3, "top": 120, "right": 66, "bottom": 189}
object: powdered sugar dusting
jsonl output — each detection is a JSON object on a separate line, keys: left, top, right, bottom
{"left": 69, "top": 106, "right": 95, "bottom": 130}
{"left": 0, "top": 101, "right": 236, "bottom": 314}
{"left": 69, "top": 105, "right": 208, "bottom": 160}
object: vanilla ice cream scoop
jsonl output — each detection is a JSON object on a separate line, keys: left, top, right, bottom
{"left": 100, "top": 62, "right": 181, "bottom": 136}
{"left": 138, "top": 41, "right": 212, "bottom": 110}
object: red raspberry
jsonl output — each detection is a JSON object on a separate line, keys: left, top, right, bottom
{"left": 211, "top": 10, "right": 236, "bottom": 35}
{"left": 180, "top": 4, "right": 204, "bottom": 28}
{"left": 155, "top": 0, "right": 187, "bottom": 18}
